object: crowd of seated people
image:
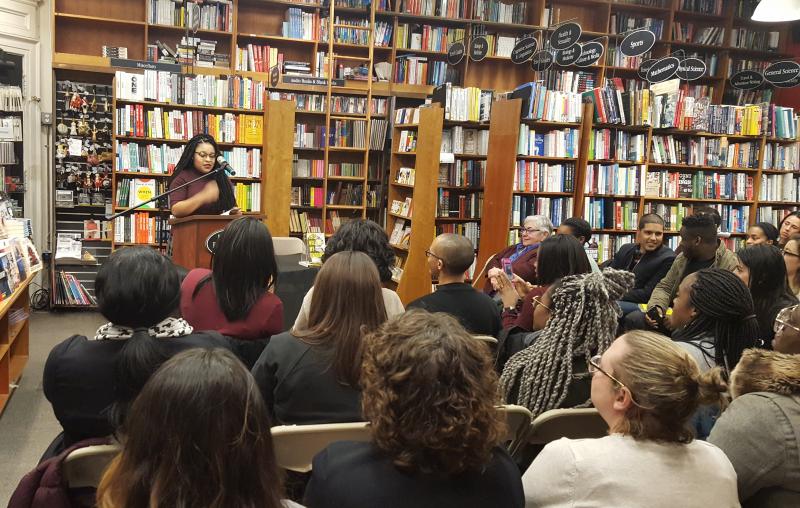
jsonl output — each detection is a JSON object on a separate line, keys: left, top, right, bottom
{"left": 13, "top": 210, "right": 800, "bottom": 507}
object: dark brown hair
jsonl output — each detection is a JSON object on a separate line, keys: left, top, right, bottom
{"left": 96, "top": 348, "right": 283, "bottom": 508}
{"left": 295, "top": 251, "right": 387, "bottom": 387}
{"left": 361, "top": 310, "right": 505, "bottom": 475}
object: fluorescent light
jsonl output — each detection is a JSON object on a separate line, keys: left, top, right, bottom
{"left": 752, "top": 0, "right": 800, "bottom": 22}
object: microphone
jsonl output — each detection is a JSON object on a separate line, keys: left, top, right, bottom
{"left": 215, "top": 156, "right": 236, "bottom": 176}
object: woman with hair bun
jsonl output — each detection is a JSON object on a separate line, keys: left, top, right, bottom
{"left": 523, "top": 330, "right": 739, "bottom": 507}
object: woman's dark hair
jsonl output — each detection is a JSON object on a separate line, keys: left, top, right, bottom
{"left": 562, "top": 217, "right": 592, "bottom": 245}
{"left": 753, "top": 222, "right": 779, "bottom": 244}
{"left": 96, "top": 348, "right": 284, "bottom": 508}
{"left": 193, "top": 217, "right": 278, "bottom": 322}
{"left": 322, "top": 219, "right": 395, "bottom": 283}
{"left": 536, "top": 234, "right": 592, "bottom": 286}
{"left": 295, "top": 251, "right": 387, "bottom": 386}
{"left": 168, "top": 134, "right": 236, "bottom": 212}
{"left": 96, "top": 247, "right": 180, "bottom": 425}
{"left": 672, "top": 268, "right": 759, "bottom": 371}
{"left": 737, "top": 245, "right": 799, "bottom": 345}
{"left": 361, "top": 310, "right": 505, "bottom": 475}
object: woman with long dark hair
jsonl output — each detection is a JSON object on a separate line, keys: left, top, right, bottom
{"left": 735, "top": 244, "right": 798, "bottom": 348}
{"left": 42, "top": 248, "right": 231, "bottom": 457}
{"left": 778, "top": 211, "right": 800, "bottom": 247}
{"left": 168, "top": 134, "right": 238, "bottom": 217}
{"left": 181, "top": 217, "right": 282, "bottom": 365}
{"left": 252, "top": 251, "right": 387, "bottom": 425}
{"left": 96, "top": 348, "right": 294, "bottom": 508}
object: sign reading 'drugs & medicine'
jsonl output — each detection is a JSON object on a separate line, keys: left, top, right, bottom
{"left": 555, "top": 44, "right": 582, "bottom": 66}
{"left": 764, "top": 60, "right": 800, "bottom": 86}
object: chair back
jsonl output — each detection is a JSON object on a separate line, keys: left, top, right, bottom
{"left": 471, "top": 253, "right": 497, "bottom": 289}
{"left": 272, "top": 236, "right": 306, "bottom": 256}
{"left": 497, "top": 404, "right": 532, "bottom": 456}
{"left": 63, "top": 444, "right": 122, "bottom": 488}
{"left": 526, "top": 408, "right": 608, "bottom": 445}
{"left": 271, "top": 422, "right": 372, "bottom": 472}
{"left": 472, "top": 334, "right": 498, "bottom": 345}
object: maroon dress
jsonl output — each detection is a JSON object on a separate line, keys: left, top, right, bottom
{"left": 169, "top": 167, "right": 235, "bottom": 215}
{"left": 482, "top": 243, "right": 540, "bottom": 293}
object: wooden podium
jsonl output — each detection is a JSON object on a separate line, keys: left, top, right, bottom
{"left": 169, "top": 215, "right": 265, "bottom": 270}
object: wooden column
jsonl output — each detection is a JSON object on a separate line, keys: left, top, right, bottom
{"left": 262, "top": 99, "right": 296, "bottom": 237}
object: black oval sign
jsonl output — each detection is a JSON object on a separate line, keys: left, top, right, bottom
{"left": 638, "top": 58, "right": 656, "bottom": 80}
{"left": 447, "top": 41, "right": 465, "bottom": 65}
{"left": 511, "top": 37, "right": 538, "bottom": 64}
{"left": 206, "top": 229, "right": 224, "bottom": 254}
{"left": 576, "top": 41, "right": 604, "bottom": 67}
{"left": 550, "top": 22, "right": 582, "bottom": 51}
{"left": 270, "top": 66, "right": 280, "bottom": 87}
{"left": 676, "top": 57, "right": 707, "bottom": 81}
{"left": 469, "top": 36, "right": 489, "bottom": 62}
{"left": 773, "top": 75, "right": 800, "bottom": 88}
{"left": 620, "top": 29, "right": 656, "bottom": 57}
{"left": 555, "top": 44, "right": 582, "bottom": 66}
{"left": 730, "top": 69, "right": 764, "bottom": 90}
{"left": 646, "top": 56, "right": 679, "bottom": 83}
{"left": 764, "top": 60, "right": 800, "bottom": 85}
{"left": 531, "top": 49, "right": 554, "bottom": 71}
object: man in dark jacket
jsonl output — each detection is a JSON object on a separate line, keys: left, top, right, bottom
{"left": 609, "top": 213, "right": 676, "bottom": 316}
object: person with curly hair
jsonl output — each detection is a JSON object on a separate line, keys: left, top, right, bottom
{"left": 499, "top": 269, "right": 634, "bottom": 417}
{"left": 293, "top": 219, "right": 403, "bottom": 332}
{"left": 304, "top": 310, "right": 524, "bottom": 508}
{"left": 523, "top": 331, "right": 738, "bottom": 507}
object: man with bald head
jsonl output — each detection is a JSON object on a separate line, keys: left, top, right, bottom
{"left": 407, "top": 233, "right": 501, "bottom": 336}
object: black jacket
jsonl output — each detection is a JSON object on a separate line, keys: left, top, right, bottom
{"left": 251, "top": 332, "right": 362, "bottom": 425}
{"left": 407, "top": 282, "right": 501, "bottom": 337}
{"left": 609, "top": 243, "right": 676, "bottom": 304}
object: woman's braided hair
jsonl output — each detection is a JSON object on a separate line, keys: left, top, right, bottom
{"left": 499, "top": 268, "right": 634, "bottom": 416}
{"left": 672, "top": 268, "right": 758, "bottom": 371}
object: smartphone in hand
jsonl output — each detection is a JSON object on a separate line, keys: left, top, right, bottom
{"left": 501, "top": 258, "right": 514, "bottom": 281}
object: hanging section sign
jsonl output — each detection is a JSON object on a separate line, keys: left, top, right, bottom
{"left": 447, "top": 41, "right": 465, "bottom": 65}
{"left": 469, "top": 35, "right": 489, "bottom": 62}
{"left": 764, "top": 60, "right": 800, "bottom": 86}
{"left": 729, "top": 69, "right": 764, "bottom": 90}
{"left": 620, "top": 29, "right": 656, "bottom": 57}
{"left": 511, "top": 36, "right": 538, "bottom": 64}
{"left": 676, "top": 57, "right": 707, "bottom": 81}
{"left": 550, "top": 22, "right": 582, "bottom": 51}
{"left": 555, "top": 44, "right": 582, "bottom": 66}
{"left": 575, "top": 40, "right": 604, "bottom": 67}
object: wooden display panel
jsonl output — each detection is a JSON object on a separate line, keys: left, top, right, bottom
{"left": 55, "top": 0, "right": 146, "bottom": 21}
{"left": 263, "top": 99, "right": 297, "bottom": 237}
{"left": 0, "top": 274, "right": 34, "bottom": 415}
{"left": 55, "top": 18, "right": 146, "bottom": 60}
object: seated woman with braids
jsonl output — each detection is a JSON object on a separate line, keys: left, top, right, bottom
{"left": 499, "top": 268, "right": 634, "bottom": 417}
{"left": 523, "top": 331, "right": 738, "bottom": 507}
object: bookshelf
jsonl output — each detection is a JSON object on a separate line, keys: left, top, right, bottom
{"left": 385, "top": 105, "right": 443, "bottom": 304}
{"left": 0, "top": 272, "right": 34, "bottom": 414}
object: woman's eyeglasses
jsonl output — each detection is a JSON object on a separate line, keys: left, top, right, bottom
{"left": 775, "top": 305, "right": 800, "bottom": 334}
{"left": 588, "top": 354, "right": 650, "bottom": 409}
{"left": 195, "top": 152, "right": 216, "bottom": 160}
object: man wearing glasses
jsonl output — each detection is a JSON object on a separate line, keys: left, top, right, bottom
{"left": 482, "top": 215, "right": 552, "bottom": 294}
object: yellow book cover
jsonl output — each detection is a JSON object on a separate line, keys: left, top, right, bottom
{"left": 244, "top": 115, "right": 263, "bottom": 144}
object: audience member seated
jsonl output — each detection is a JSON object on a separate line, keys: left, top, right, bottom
{"left": 499, "top": 269, "right": 634, "bottom": 417}
{"left": 556, "top": 217, "right": 601, "bottom": 273}
{"left": 407, "top": 233, "right": 500, "bottom": 336}
{"left": 735, "top": 245, "right": 798, "bottom": 348}
{"left": 96, "top": 348, "right": 299, "bottom": 508}
{"left": 43, "top": 248, "right": 231, "bottom": 457}
{"left": 709, "top": 347, "right": 800, "bottom": 507}
{"left": 483, "top": 214, "right": 552, "bottom": 294}
{"left": 625, "top": 214, "right": 738, "bottom": 332}
{"left": 608, "top": 213, "right": 676, "bottom": 316}
{"left": 304, "top": 311, "right": 524, "bottom": 508}
{"left": 778, "top": 211, "right": 800, "bottom": 247}
{"left": 783, "top": 234, "right": 800, "bottom": 297}
{"left": 494, "top": 234, "right": 591, "bottom": 332}
{"left": 746, "top": 221, "right": 780, "bottom": 246}
{"left": 180, "top": 216, "right": 283, "bottom": 367}
{"left": 523, "top": 331, "right": 738, "bottom": 508}
{"left": 252, "top": 251, "right": 387, "bottom": 425}
{"left": 294, "top": 219, "right": 402, "bottom": 331}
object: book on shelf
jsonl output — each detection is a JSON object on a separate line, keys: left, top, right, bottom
{"left": 441, "top": 127, "right": 489, "bottom": 156}
{"left": 234, "top": 182, "right": 261, "bottom": 212}
{"left": 397, "top": 167, "right": 416, "bottom": 185}
{"left": 672, "top": 23, "right": 724, "bottom": 45}
{"left": 116, "top": 142, "right": 261, "bottom": 177}
{"left": 148, "top": 0, "right": 232, "bottom": 31}
{"left": 730, "top": 27, "right": 780, "bottom": 52}
{"left": 329, "top": 120, "right": 367, "bottom": 148}
{"left": 763, "top": 142, "right": 799, "bottom": 171}
{"left": 54, "top": 271, "right": 97, "bottom": 306}
{"left": 644, "top": 202, "right": 750, "bottom": 233}
{"left": 758, "top": 205, "right": 800, "bottom": 225}
{"left": 510, "top": 196, "right": 573, "bottom": 228}
{"left": 394, "top": 107, "right": 420, "bottom": 125}
{"left": 397, "top": 130, "right": 417, "bottom": 152}
{"left": 295, "top": 124, "right": 326, "bottom": 149}
{"left": 394, "top": 56, "right": 456, "bottom": 86}
{"left": 116, "top": 105, "right": 263, "bottom": 144}
{"left": 432, "top": 84, "right": 492, "bottom": 122}
{"left": 305, "top": 232, "right": 326, "bottom": 265}
{"left": 680, "top": 0, "right": 723, "bottom": 15}
{"left": 114, "top": 213, "right": 170, "bottom": 244}
{"left": 437, "top": 222, "right": 479, "bottom": 250}
{"left": 292, "top": 184, "right": 324, "bottom": 207}
{"left": 759, "top": 174, "right": 800, "bottom": 203}
{"left": 399, "top": 0, "right": 461, "bottom": 18}
{"left": 472, "top": 0, "right": 526, "bottom": 23}
{"left": 389, "top": 218, "right": 412, "bottom": 248}
{"left": 293, "top": 157, "right": 325, "bottom": 178}
{"left": 590, "top": 130, "right": 647, "bottom": 162}
{"left": 514, "top": 162, "right": 576, "bottom": 193}
{"left": 437, "top": 189, "right": 483, "bottom": 219}
{"left": 282, "top": 8, "right": 320, "bottom": 40}
{"left": 584, "top": 198, "right": 640, "bottom": 230}
{"left": 583, "top": 81, "right": 652, "bottom": 126}
{"left": 511, "top": 81, "right": 583, "bottom": 123}
{"left": 395, "top": 24, "right": 463, "bottom": 53}
{"left": 610, "top": 13, "right": 665, "bottom": 38}
{"left": 328, "top": 162, "right": 364, "bottom": 178}
{"left": 390, "top": 198, "right": 413, "bottom": 218}
{"left": 236, "top": 44, "right": 284, "bottom": 73}
{"left": 584, "top": 165, "right": 646, "bottom": 197}
{"left": 290, "top": 210, "right": 323, "bottom": 234}
{"left": 594, "top": 233, "right": 637, "bottom": 264}
{"left": 326, "top": 183, "right": 363, "bottom": 206}
{"left": 325, "top": 211, "right": 356, "bottom": 235}
{"left": 439, "top": 160, "right": 485, "bottom": 188}
{"left": 270, "top": 92, "right": 326, "bottom": 113}
{"left": 482, "top": 34, "right": 517, "bottom": 58}
{"left": 763, "top": 105, "right": 798, "bottom": 140}
{"left": 390, "top": 256, "right": 405, "bottom": 283}
{"left": 517, "top": 126, "right": 579, "bottom": 158}
{"left": 83, "top": 220, "right": 108, "bottom": 241}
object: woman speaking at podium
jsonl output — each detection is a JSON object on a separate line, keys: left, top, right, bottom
{"left": 169, "top": 134, "right": 239, "bottom": 217}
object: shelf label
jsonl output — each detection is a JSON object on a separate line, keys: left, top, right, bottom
{"left": 448, "top": 41, "right": 466, "bottom": 65}
{"left": 676, "top": 57, "right": 707, "bottom": 81}
{"left": 764, "top": 60, "right": 800, "bottom": 85}
{"left": 550, "top": 22, "right": 582, "bottom": 51}
{"left": 511, "top": 37, "right": 538, "bottom": 64}
{"left": 110, "top": 58, "right": 181, "bottom": 72}
{"left": 576, "top": 41, "right": 604, "bottom": 67}
{"left": 205, "top": 229, "right": 224, "bottom": 254}
{"left": 646, "top": 56, "right": 679, "bottom": 83}
{"left": 469, "top": 36, "right": 489, "bottom": 62}
{"left": 555, "top": 44, "right": 582, "bottom": 66}
{"left": 531, "top": 50, "right": 554, "bottom": 71}
{"left": 729, "top": 69, "right": 764, "bottom": 90}
{"left": 282, "top": 76, "right": 345, "bottom": 87}
{"left": 620, "top": 29, "right": 656, "bottom": 57}
{"left": 270, "top": 66, "right": 280, "bottom": 87}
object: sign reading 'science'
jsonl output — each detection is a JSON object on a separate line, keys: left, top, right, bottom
{"left": 511, "top": 37, "right": 538, "bottom": 64}
{"left": 550, "top": 22, "right": 582, "bottom": 51}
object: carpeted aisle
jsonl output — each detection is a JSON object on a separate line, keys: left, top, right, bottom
{"left": 0, "top": 311, "right": 106, "bottom": 505}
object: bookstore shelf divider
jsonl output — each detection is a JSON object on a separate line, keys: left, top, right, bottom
{"left": 0, "top": 271, "right": 35, "bottom": 414}
{"left": 263, "top": 99, "right": 296, "bottom": 236}
{"left": 386, "top": 106, "right": 443, "bottom": 305}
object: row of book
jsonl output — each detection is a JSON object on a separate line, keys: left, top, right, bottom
{"left": 644, "top": 202, "right": 750, "bottom": 233}
{"left": 176, "top": 37, "right": 229, "bottom": 68}
{"left": 116, "top": 142, "right": 262, "bottom": 178}
{"left": 329, "top": 162, "right": 364, "bottom": 178}
{"left": 517, "top": 127, "right": 580, "bottom": 158}
{"left": 730, "top": 28, "right": 780, "bottom": 52}
{"left": 290, "top": 210, "right": 323, "bottom": 234}
{"left": 513, "top": 82, "right": 584, "bottom": 124}
{"left": 432, "top": 84, "right": 492, "bottom": 123}
{"left": 437, "top": 190, "right": 483, "bottom": 219}
{"left": 437, "top": 222, "right": 479, "bottom": 252}
{"left": 234, "top": 182, "right": 261, "bottom": 212}
{"left": 397, "top": 167, "right": 415, "bottom": 185}
{"left": 441, "top": 127, "right": 489, "bottom": 156}
{"left": 593, "top": 234, "right": 637, "bottom": 265}
{"left": 53, "top": 271, "right": 96, "bottom": 307}
{"left": 584, "top": 165, "right": 646, "bottom": 197}
{"left": 293, "top": 158, "right": 324, "bottom": 178}
{"left": 393, "top": 57, "right": 454, "bottom": 86}
{"left": 650, "top": 136, "right": 760, "bottom": 169}
{"left": 481, "top": 34, "right": 517, "bottom": 58}
{"left": 680, "top": 0, "right": 723, "bottom": 15}
{"left": 472, "top": 0, "right": 526, "bottom": 23}
{"left": 116, "top": 105, "right": 263, "bottom": 144}
{"left": 282, "top": 8, "right": 321, "bottom": 41}
{"left": 763, "top": 142, "right": 799, "bottom": 171}
{"left": 389, "top": 218, "right": 411, "bottom": 249}
{"left": 323, "top": 16, "right": 372, "bottom": 46}
{"left": 148, "top": 0, "right": 232, "bottom": 31}
{"left": 398, "top": 0, "right": 462, "bottom": 18}
{"left": 292, "top": 185, "right": 324, "bottom": 208}
{"left": 514, "top": 162, "right": 576, "bottom": 193}
{"left": 589, "top": 130, "right": 647, "bottom": 163}
{"left": 115, "top": 178, "right": 165, "bottom": 209}
{"left": 113, "top": 214, "right": 170, "bottom": 244}
{"left": 672, "top": 23, "right": 724, "bottom": 45}
{"left": 606, "top": 47, "right": 652, "bottom": 70}
{"left": 395, "top": 24, "right": 463, "bottom": 53}
{"left": 235, "top": 44, "right": 284, "bottom": 73}
{"left": 390, "top": 198, "right": 413, "bottom": 218}
{"left": 330, "top": 96, "right": 388, "bottom": 116}
{"left": 758, "top": 205, "right": 800, "bottom": 225}
{"left": 584, "top": 198, "right": 640, "bottom": 231}
{"left": 116, "top": 71, "right": 265, "bottom": 111}
{"left": 584, "top": 83, "right": 652, "bottom": 127}
{"left": 438, "top": 160, "right": 485, "bottom": 188}
{"left": 760, "top": 174, "right": 800, "bottom": 203}
{"left": 397, "top": 130, "right": 417, "bottom": 152}
{"left": 510, "top": 196, "right": 574, "bottom": 228}
{"left": 645, "top": 170, "right": 754, "bottom": 201}
{"left": 610, "top": 13, "right": 664, "bottom": 38}
{"left": 327, "top": 183, "right": 363, "bottom": 206}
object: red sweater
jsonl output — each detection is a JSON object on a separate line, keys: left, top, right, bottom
{"left": 180, "top": 268, "right": 284, "bottom": 340}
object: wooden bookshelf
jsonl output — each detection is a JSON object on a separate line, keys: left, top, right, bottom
{"left": 385, "top": 106, "right": 444, "bottom": 304}
{"left": 0, "top": 272, "right": 35, "bottom": 415}
{"left": 262, "top": 100, "right": 296, "bottom": 236}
